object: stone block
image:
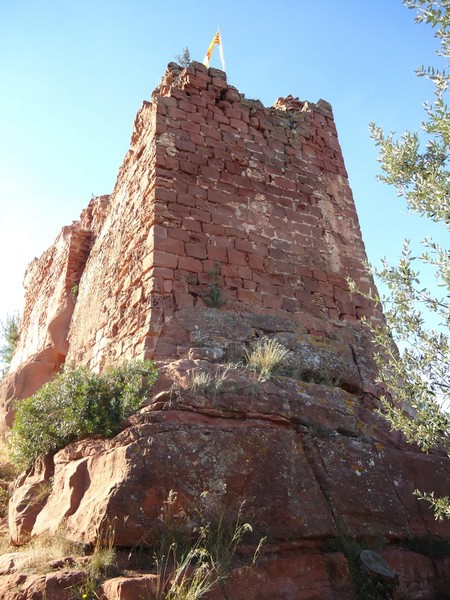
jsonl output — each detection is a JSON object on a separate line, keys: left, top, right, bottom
{"left": 227, "top": 249, "right": 247, "bottom": 267}
{"left": 185, "top": 243, "right": 208, "bottom": 260}
{"left": 178, "top": 256, "right": 203, "bottom": 273}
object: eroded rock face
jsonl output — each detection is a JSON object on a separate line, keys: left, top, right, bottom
{"left": 5, "top": 311, "right": 450, "bottom": 598}
{"left": 0, "top": 207, "right": 106, "bottom": 432}
{"left": 0, "top": 347, "right": 65, "bottom": 431}
{"left": 7, "top": 348, "right": 450, "bottom": 548}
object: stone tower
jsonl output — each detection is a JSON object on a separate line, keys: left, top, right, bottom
{"left": 7, "top": 61, "right": 382, "bottom": 378}
{"left": 2, "top": 62, "right": 450, "bottom": 599}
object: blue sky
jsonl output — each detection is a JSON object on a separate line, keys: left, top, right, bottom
{"left": 0, "top": 0, "right": 447, "bottom": 327}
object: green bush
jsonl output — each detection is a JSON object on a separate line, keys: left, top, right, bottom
{"left": 0, "top": 312, "right": 20, "bottom": 367}
{"left": 10, "top": 360, "right": 157, "bottom": 469}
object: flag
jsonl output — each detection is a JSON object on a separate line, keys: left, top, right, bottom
{"left": 203, "top": 29, "right": 226, "bottom": 71}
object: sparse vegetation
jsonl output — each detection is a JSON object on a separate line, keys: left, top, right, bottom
{"left": 0, "top": 435, "right": 17, "bottom": 518}
{"left": 186, "top": 367, "right": 229, "bottom": 396}
{"left": 153, "top": 491, "right": 260, "bottom": 600}
{"left": 201, "top": 501, "right": 264, "bottom": 579}
{"left": 291, "top": 364, "right": 342, "bottom": 387}
{"left": 0, "top": 520, "right": 117, "bottom": 598}
{"left": 199, "top": 261, "right": 227, "bottom": 308}
{"left": 0, "top": 311, "right": 19, "bottom": 369}
{"left": 90, "top": 522, "right": 117, "bottom": 579}
{"left": 245, "top": 337, "right": 289, "bottom": 381}
{"left": 21, "top": 523, "right": 84, "bottom": 573}
{"left": 155, "top": 535, "right": 219, "bottom": 600}
{"left": 0, "top": 487, "right": 9, "bottom": 519}
{"left": 73, "top": 520, "right": 117, "bottom": 598}
{"left": 10, "top": 360, "right": 158, "bottom": 469}
{"left": 175, "top": 47, "right": 191, "bottom": 68}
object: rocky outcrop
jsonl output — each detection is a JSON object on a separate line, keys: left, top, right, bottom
{"left": 2, "top": 63, "right": 450, "bottom": 599}
{"left": 6, "top": 311, "right": 450, "bottom": 597}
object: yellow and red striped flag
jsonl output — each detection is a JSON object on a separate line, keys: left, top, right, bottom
{"left": 203, "top": 29, "right": 226, "bottom": 71}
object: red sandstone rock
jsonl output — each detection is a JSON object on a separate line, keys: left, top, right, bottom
{"left": 0, "top": 347, "right": 64, "bottom": 432}
{"left": 14, "top": 404, "right": 335, "bottom": 545}
{"left": 7, "top": 366, "right": 450, "bottom": 554}
{"left": 206, "top": 553, "right": 351, "bottom": 600}
{"left": 9, "top": 455, "right": 54, "bottom": 546}
{"left": 100, "top": 575, "right": 159, "bottom": 600}
{"left": 0, "top": 570, "right": 86, "bottom": 600}
{"left": 380, "top": 548, "right": 438, "bottom": 600}
{"left": 2, "top": 61, "right": 450, "bottom": 599}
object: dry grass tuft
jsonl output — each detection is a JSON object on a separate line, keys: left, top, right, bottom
{"left": 22, "top": 524, "right": 84, "bottom": 573}
{"left": 245, "top": 337, "right": 289, "bottom": 381}
{"left": 185, "top": 368, "right": 230, "bottom": 397}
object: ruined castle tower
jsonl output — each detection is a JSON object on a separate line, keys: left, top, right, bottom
{"left": 2, "top": 62, "right": 450, "bottom": 599}
{"left": 8, "top": 61, "right": 381, "bottom": 378}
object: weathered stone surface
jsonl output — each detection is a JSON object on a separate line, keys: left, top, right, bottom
{"left": 2, "top": 61, "right": 450, "bottom": 599}
{"left": 100, "top": 575, "right": 159, "bottom": 600}
{"left": 0, "top": 347, "right": 64, "bottom": 431}
{"left": 0, "top": 570, "right": 86, "bottom": 600}
{"left": 206, "top": 553, "right": 351, "bottom": 600}
{"left": 305, "top": 436, "right": 450, "bottom": 540}
{"left": 9, "top": 455, "right": 54, "bottom": 546}
{"left": 8, "top": 371, "right": 450, "bottom": 555}
{"left": 9, "top": 223, "right": 91, "bottom": 372}
{"left": 160, "top": 307, "right": 373, "bottom": 395}
{"left": 434, "top": 554, "right": 450, "bottom": 598}
{"left": 17, "top": 409, "right": 335, "bottom": 546}
{"left": 379, "top": 548, "right": 438, "bottom": 600}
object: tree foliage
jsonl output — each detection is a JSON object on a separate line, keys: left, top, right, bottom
{"left": 10, "top": 360, "right": 158, "bottom": 469}
{"left": 0, "top": 312, "right": 19, "bottom": 369}
{"left": 175, "top": 47, "right": 191, "bottom": 67}
{"left": 365, "top": 0, "right": 450, "bottom": 520}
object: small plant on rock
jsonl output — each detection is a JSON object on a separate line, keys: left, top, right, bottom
{"left": 175, "top": 47, "right": 191, "bottom": 68}
{"left": 153, "top": 492, "right": 260, "bottom": 600}
{"left": 199, "top": 261, "right": 227, "bottom": 308}
{"left": 202, "top": 500, "right": 263, "bottom": 579}
{"left": 155, "top": 535, "right": 219, "bottom": 600}
{"left": 186, "top": 368, "right": 229, "bottom": 397}
{"left": 89, "top": 520, "right": 117, "bottom": 580}
{"left": 245, "top": 337, "right": 289, "bottom": 381}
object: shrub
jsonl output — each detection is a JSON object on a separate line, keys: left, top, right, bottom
{"left": 10, "top": 360, "right": 157, "bottom": 469}
{"left": 0, "top": 312, "right": 19, "bottom": 368}
{"left": 245, "top": 337, "right": 289, "bottom": 381}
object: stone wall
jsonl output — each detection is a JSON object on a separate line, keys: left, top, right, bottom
{"left": 2, "top": 60, "right": 384, "bottom": 391}
{"left": 61, "top": 61, "right": 382, "bottom": 370}
{"left": 9, "top": 223, "right": 92, "bottom": 371}
{"left": 0, "top": 219, "right": 94, "bottom": 428}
